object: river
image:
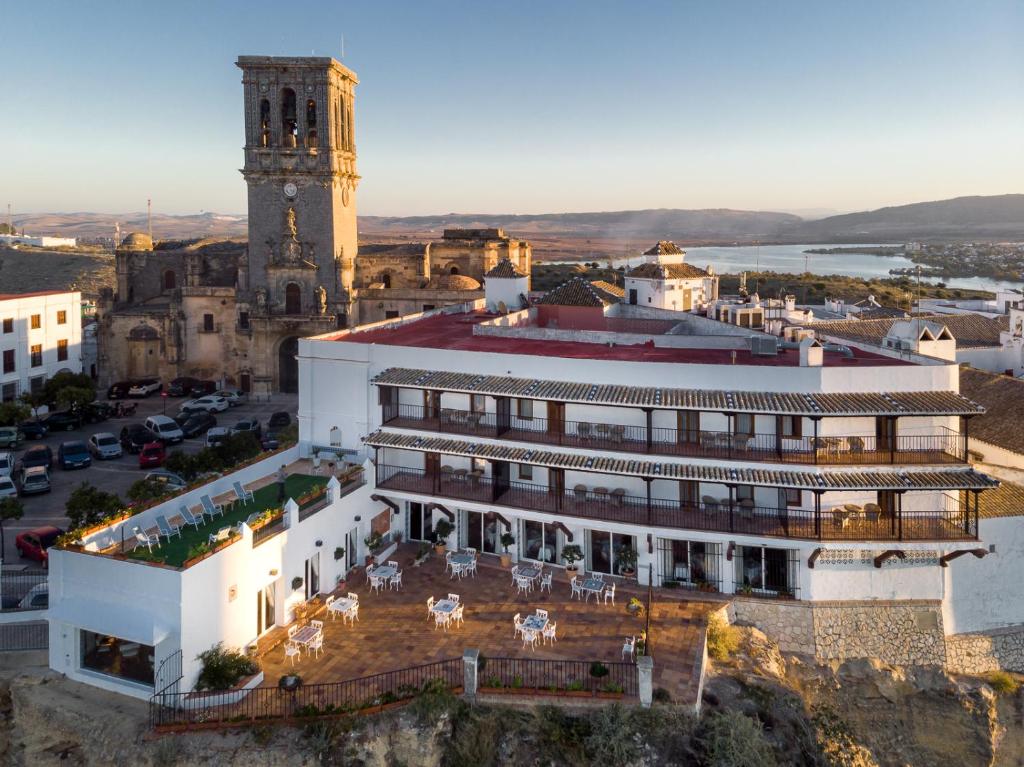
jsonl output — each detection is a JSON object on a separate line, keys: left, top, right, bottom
{"left": 545, "top": 243, "right": 1021, "bottom": 294}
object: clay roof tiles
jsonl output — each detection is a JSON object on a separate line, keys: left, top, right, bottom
{"left": 537, "top": 276, "right": 619, "bottom": 307}
{"left": 484, "top": 259, "right": 528, "bottom": 279}
{"left": 958, "top": 366, "right": 1024, "bottom": 455}
{"left": 371, "top": 367, "right": 985, "bottom": 417}
{"left": 627, "top": 261, "right": 710, "bottom": 280}
{"left": 812, "top": 314, "right": 1008, "bottom": 350}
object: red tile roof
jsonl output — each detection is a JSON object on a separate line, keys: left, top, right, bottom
{"left": 628, "top": 261, "right": 709, "bottom": 280}
{"left": 484, "top": 259, "right": 528, "bottom": 279}
{"left": 537, "top": 277, "right": 619, "bottom": 307}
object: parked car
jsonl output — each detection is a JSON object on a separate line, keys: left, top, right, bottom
{"left": 107, "top": 381, "right": 133, "bottom": 400}
{"left": 80, "top": 402, "right": 113, "bottom": 424}
{"left": 181, "top": 395, "right": 229, "bottom": 414}
{"left": 15, "top": 526, "right": 63, "bottom": 566}
{"left": 205, "top": 426, "right": 230, "bottom": 448}
{"left": 57, "top": 440, "right": 91, "bottom": 470}
{"left": 17, "top": 445, "right": 53, "bottom": 472}
{"left": 138, "top": 441, "right": 166, "bottom": 469}
{"left": 144, "top": 415, "right": 185, "bottom": 444}
{"left": 42, "top": 410, "right": 82, "bottom": 432}
{"left": 1, "top": 583, "right": 48, "bottom": 609}
{"left": 268, "top": 411, "right": 292, "bottom": 429}
{"left": 180, "top": 412, "right": 217, "bottom": 438}
{"left": 213, "top": 389, "right": 244, "bottom": 407}
{"left": 231, "top": 418, "right": 261, "bottom": 438}
{"left": 19, "top": 466, "right": 51, "bottom": 495}
{"left": 120, "top": 424, "right": 158, "bottom": 454}
{"left": 0, "top": 476, "right": 17, "bottom": 498}
{"left": 87, "top": 432, "right": 123, "bottom": 460}
{"left": 260, "top": 432, "right": 280, "bottom": 451}
{"left": 0, "top": 426, "right": 23, "bottom": 449}
{"left": 144, "top": 470, "right": 187, "bottom": 491}
{"left": 167, "top": 377, "right": 203, "bottom": 397}
{"left": 18, "top": 421, "right": 47, "bottom": 440}
{"left": 0, "top": 452, "right": 13, "bottom": 477}
{"left": 128, "top": 377, "right": 162, "bottom": 398}
{"left": 190, "top": 380, "right": 218, "bottom": 397}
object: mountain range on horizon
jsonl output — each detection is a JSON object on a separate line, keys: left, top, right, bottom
{"left": 9, "top": 194, "right": 1024, "bottom": 244}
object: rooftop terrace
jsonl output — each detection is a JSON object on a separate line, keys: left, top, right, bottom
{"left": 329, "top": 311, "right": 912, "bottom": 367}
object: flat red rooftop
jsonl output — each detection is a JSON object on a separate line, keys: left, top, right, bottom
{"left": 328, "top": 311, "right": 912, "bottom": 367}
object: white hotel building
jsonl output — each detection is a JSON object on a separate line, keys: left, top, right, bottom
{"left": 0, "top": 290, "right": 83, "bottom": 401}
{"left": 40, "top": 258, "right": 1024, "bottom": 701}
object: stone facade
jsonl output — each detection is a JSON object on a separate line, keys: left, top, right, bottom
{"left": 96, "top": 57, "right": 532, "bottom": 395}
{"left": 945, "top": 627, "right": 1024, "bottom": 674}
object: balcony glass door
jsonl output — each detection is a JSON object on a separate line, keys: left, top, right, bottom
{"left": 521, "top": 519, "right": 560, "bottom": 563}
{"left": 304, "top": 553, "right": 320, "bottom": 600}
{"left": 257, "top": 583, "right": 276, "bottom": 635}
{"left": 586, "top": 530, "right": 636, "bottom": 575}
{"left": 408, "top": 501, "right": 429, "bottom": 541}
{"left": 462, "top": 510, "right": 501, "bottom": 554}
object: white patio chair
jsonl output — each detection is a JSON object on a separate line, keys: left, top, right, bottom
{"left": 311, "top": 454, "right": 322, "bottom": 475}
{"left": 516, "top": 577, "right": 531, "bottom": 596}
{"left": 387, "top": 560, "right": 399, "bottom": 569}
{"left": 570, "top": 577, "right": 582, "bottom": 600}
{"left": 535, "top": 608, "right": 548, "bottom": 621}
{"left": 389, "top": 570, "right": 403, "bottom": 591}
{"left": 179, "top": 505, "right": 204, "bottom": 530}
{"left": 510, "top": 565, "right": 520, "bottom": 585}
{"left": 622, "top": 635, "right": 636, "bottom": 659}
{"left": 344, "top": 603, "right": 359, "bottom": 626}
{"left": 207, "top": 526, "right": 231, "bottom": 546}
{"left": 448, "top": 593, "right": 460, "bottom": 603}
{"left": 285, "top": 640, "right": 301, "bottom": 666}
{"left": 155, "top": 515, "right": 181, "bottom": 542}
{"left": 348, "top": 592, "right": 359, "bottom": 602}
{"left": 452, "top": 603, "right": 465, "bottom": 628}
{"left": 445, "top": 550, "right": 455, "bottom": 573}
{"left": 200, "top": 495, "right": 224, "bottom": 519}
{"left": 449, "top": 563, "right": 463, "bottom": 580}
{"left": 325, "top": 594, "right": 336, "bottom": 617}
{"left": 311, "top": 619, "right": 324, "bottom": 633}
{"left": 522, "top": 629, "right": 539, "bottom": 651}
{"left": 133, "top": 526, "right": 159, "bottom": 552}
{"left": 426, "top": 596, "right": 435, "bottom": 618}
{"left": 513, "top": 613, "right": 523, "bottom": 638}
{"left": 309, "top": 633, "right": 324, "bottom": 659}
{"left": 466, "top": 558, "right": 478, "bottom": 577}
{"left": 540, "top": 572, "right": 553, "bottom": 593}
{"left": 434, "top": 611, "right": 450, "bottom": 631}
{"left": 542, "top": 622, "right": 557, "bottom": 645}
{"left": 592, "top": 572, "right": 605, "bottom": 581}
{"left": 464, "top": 547, "right": 476, "bottom": 556}
{"left": 604, "top": 582, "right": 616, "bottom": 606}
{"left": 287, "top": 625, "right": 299, "bottom": 639}
{"left": 232, "top": 481, "right": 254, "bottom": 506}
{"left": 369, "top": 576, "right": 384, "bottom": 594}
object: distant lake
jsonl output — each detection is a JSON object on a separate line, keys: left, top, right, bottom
{"left": 545, "top": 243, "right": 1021, "bottom": 294}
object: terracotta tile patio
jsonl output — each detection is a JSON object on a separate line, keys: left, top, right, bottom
{"left": 257, "top": 544, "right": 716, "bottom": 705}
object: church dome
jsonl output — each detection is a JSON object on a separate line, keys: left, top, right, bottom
{"left": 120, "top": 232, "right": 153, "bottom": 251}
{"left": 425, "top": 274, "right": 482, "bottom": 290}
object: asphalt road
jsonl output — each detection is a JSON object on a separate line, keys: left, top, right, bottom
{"left": 1, "top": 391, "right": 298, "bottom": 564}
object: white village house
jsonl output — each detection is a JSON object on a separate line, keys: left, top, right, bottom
{"left": 0, "top": 290, "right": 83, "bottom": 402}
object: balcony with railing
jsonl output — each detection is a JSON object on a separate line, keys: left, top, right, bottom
{"left": 381, "top": 403, "right": 966, "bottom": 466}
{"left": 375, "top": 463, "right": 979, "bottom": 543}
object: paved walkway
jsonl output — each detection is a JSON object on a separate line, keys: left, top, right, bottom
{"left": 257, "top": 544, "right": 715, "bottom": 705}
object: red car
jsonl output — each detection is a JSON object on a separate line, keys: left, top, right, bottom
{"left": 138, "top": 441, "right": 166, "bottom": 469}
{"left": 15, "top": 526, "right": 63, "bottom": 567}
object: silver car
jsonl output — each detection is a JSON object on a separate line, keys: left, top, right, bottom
{"left": 87, "top": 432, "right": 123, "bottom": 460}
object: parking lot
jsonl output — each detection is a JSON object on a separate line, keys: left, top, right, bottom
{"left": 1, "top": 391, "right": 298, "bottom": 564}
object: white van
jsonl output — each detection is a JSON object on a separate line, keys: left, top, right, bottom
{"left": 0, "top": 452, "right": 12, "bottom": 477}
{"left": 144, "top": 415, "right": 184, "bottom": 444}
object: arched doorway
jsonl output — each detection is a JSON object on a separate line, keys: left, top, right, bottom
{"left": 285, "top": 283, "right": 302, "bottom": 314}
{"left": 278, "top": 336, "right": 299, "bottom": 393}
{"left": 162, "top": 270, "right": 176, "bottom": 291}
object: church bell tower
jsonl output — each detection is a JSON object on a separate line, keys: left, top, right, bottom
{"left": 237, "top": 56, "right": 359, "bottom": 325}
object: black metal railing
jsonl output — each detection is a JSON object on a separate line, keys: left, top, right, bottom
{"left": 149, "top": 658, "right": 462, "bottom": 730}
{"left": 478, "top": 657, "right": 638, "bottom": 697}
{"left": 252, "top": 514, "right": 288, "bottom": 547}
{"left": 0, "top": 622, "right": 48, "bottom": 651}
{"left": 382, "top": 403, "right": 966, "bottom": 466}
{"left": 0, "top": 571, "right": 48, "bottom": 612}
{"left": 375, "top": 464, "right": 979, "bottom": 542}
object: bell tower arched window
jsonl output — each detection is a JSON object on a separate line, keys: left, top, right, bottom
{"left": 382, "top": 273, "right": 392, "bottom": 289}
{"left": 281, "top": 88, "right": 297, "bottom": 147}
{"left": 162, "top": 270, "right": 176, "bottom": 291}
{"left": 306, "top": 99, "right": 317, "bottom": 147}
{"left": 285, "top": 282, "right": 302, "bottom": 314}
{"left": 259, "top": 99, "right": 271, "bottom": 147}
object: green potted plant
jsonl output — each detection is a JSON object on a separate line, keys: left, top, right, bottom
{"left": 333, "top": 545, "right": 345, "bottom": 561}
{"left": 562, "top": 544, "right": 584, "bottom": 577}
{"left": 499, "top": 532, "right": 516, "bottom": 568}
{"left": 616, "top": 546, "right": 638, "bottom": 578}
{"left": 626, "top": 596, "right": 645, "bottom": 618}
{"left": 432, "top": 518, "right": 454, "bottom": 554}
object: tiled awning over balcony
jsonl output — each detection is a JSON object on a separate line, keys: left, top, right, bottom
{"left": 371, "top": 368, "right": 985, "bottom": 417}
{"left": 364, "top": 430, "right": 998, "bottom": 491}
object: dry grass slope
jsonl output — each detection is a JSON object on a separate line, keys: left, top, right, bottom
{"left": 0, "top": 246, "right": 115, "bottom": 298}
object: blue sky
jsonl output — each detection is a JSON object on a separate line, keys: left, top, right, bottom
{"left": 2, "top": 0, "right": 1021, "bottom": 216}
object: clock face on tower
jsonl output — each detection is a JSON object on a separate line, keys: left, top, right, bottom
{"left": 283, "top": 182, "right": 297, "bottom": 199}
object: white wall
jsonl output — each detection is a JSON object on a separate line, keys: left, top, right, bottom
{"left": 944, "top": 516, "right": 1024, "bottom": 634}
{"left": 0, "top": 291, "right": 82, "bottom": 402}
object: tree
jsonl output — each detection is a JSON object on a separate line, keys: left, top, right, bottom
{"left": 0, "top": 401, "right": 29, "bottom": 426}
{"left": 18, "top": 391, "right": 47, "bottom": 421}
{"left": 66, "top": 483, "right": 123, "bottom": 529}
{"left": 127, "top": 478, "right": 170, "bottom": 504}
{"left": 56, "top": 386, "right": 96, "bottom": 412}
{"left": 43, "top": 372, "right": 95, "bottom": 409}
{"left": 0, "top": 498, "right": 23, "bottom": 555}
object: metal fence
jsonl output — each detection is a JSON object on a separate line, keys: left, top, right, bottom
{"left": 478, "top": 657, "right": 638, "bottom": 697}
{"left": 0, "top": 571, "right": 48, "bottom": 612}
{"left": 150, "top": 658, "right": 463, "bottom": 730}
{"left": 0, "top": 622, "right": 48, "bottom": 651}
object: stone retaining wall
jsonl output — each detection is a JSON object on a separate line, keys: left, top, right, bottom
{"left": 730, "top": 598, "right": 1024, "bottom": 673}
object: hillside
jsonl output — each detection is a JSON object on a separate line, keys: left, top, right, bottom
{"left": 790, "top": 194, "right": 1024, "bottom": 242}
{"left": 11, "top": 211, "right": 247, "bottom": 241}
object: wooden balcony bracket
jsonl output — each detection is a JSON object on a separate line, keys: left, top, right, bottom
{"left": 939, "top": 548, "right": 988, "bottom": 567}
{"left": 873, "top": 549, "right": 906, "bottom": 568}
{"left": 370, "top": 494, "right": 399, "bottom": 514}
{"left": 807, "top": 547, "right": 823, "bottom": 569}
{"left": 492, "top": 512, "right": 512, "bottom": 532}
{"left": 726, "top": 541, "right": 736, "bottom": 561}
{"left": 646, "top": 532, "right": 653, "bottom": 554}
{"left": 551, "top": 521, "right": 574, "bottom": 542}
{"left": 426, "top": 503, "right": 455, "bottom": 522}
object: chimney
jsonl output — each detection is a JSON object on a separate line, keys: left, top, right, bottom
{"left": 799, "top": 337, "right": 823, "bottom": 367}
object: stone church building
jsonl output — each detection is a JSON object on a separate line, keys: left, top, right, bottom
{"left": 97, "top": 56, "right": 530, "bottom": 394}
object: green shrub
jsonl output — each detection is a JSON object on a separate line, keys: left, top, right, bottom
{"left": 584, "top": 704, "right": 642, "bottom": 764}
{"left": 195, "top": 643, "right": 259, "bottom": 691}
{"left": 698, "top": 710, "right": 777, "bottom": 767}
{"left": 706, "top": 613, "right": 741, "bottom": 661}
{"left": 986, "top": 670, "right": 1020, "bottom": 696}
{"left": 127, "top": 478, "right": 170, "bottom": 504}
